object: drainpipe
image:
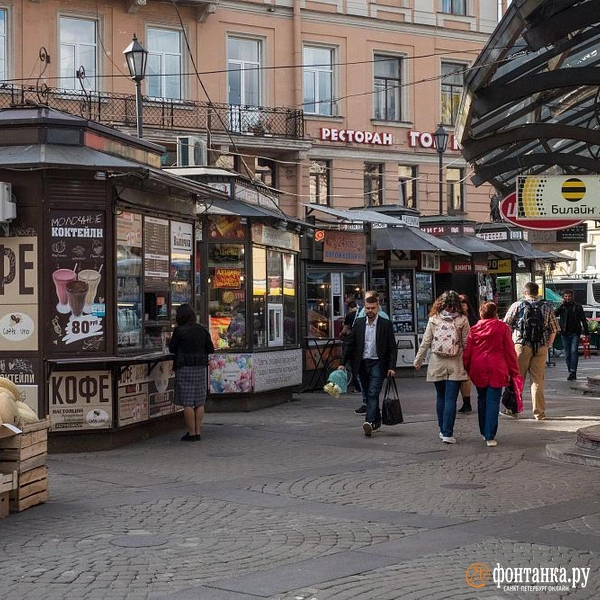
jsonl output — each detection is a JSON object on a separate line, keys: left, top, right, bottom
{"left": 293, "top": 0, "right": 304, "bottom": 221}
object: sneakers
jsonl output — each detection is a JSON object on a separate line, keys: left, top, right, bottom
{"left": 567, "top": 373, "right": 577, "bottom": 381}
{"left": 354, "top": 405, "right": 366, "bottom": 415}
{"left": 439, "top": 432, "right": 444, "bottom": 440}
{"left": 441, "top": 436, "right": 456, "bottom": 444}
{"left": 535, "top": 415, "right": 547, "bottom": 421}
{"left": 363, "top": 422, "right": 373, "bottom": 437}
{"left": 500, "top": 409, "right": 518, "bottom": 419}
{"left": 486, "top": 440, "right": 497, "bottom": 447}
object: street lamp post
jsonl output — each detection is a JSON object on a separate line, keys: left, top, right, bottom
{"left": 123, "top": 34, "right": 148, "bottom": 139}
{"left": 433, "top": 124, "right": 449, "bottom": 215}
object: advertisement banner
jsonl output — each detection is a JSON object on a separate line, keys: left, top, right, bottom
{"left": 516, "top": 176, "right": 595, "bottom": 221}
{"left": 253, "top": 350, "right": 302, "bottom": 392}
{"left": 323, "top": 231, "right": 366, "bottom": 264}
{"left": 49, "top": 370, "right": 112, "bottom": 431}
{"left": 209, "top": 353, "right": 253, "bottom": 394}
{"left": 49, "top": 210, "right": 106, "bottom": 353}
{"left": 0, "top": 237, "right": 38, "bottom": 351}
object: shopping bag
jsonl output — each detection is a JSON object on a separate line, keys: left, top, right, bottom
{"left": 513, "top": 375, "right": 524, "bottom": 413}
{"left": 381, "top": 376, "right": 404, "bottom": 425}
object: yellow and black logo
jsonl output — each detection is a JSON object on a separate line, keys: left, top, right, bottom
{"left": 561, "top": 178, "right": 586, "bottom": 202}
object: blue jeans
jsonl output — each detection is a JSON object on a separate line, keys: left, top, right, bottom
{"left": 434, "top": 380, "right": 461, "bottom": 437}
{"left": 476, "top": 386, "right": 501, "bottom": 441}
{"left": 562, "top": 334, "right": 580, "bottom": 375}
{"left": 358, "top": 359, "right": 385, "bottom": 425}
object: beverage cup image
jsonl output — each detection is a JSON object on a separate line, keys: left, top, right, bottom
{"left": 78, "top": 269, "right": 101, "bottom": 307}
{"left": 52, "top": 269, "right": 77, "bottom": 313}
{"left": 66, "top": 280, "right": 89, "bottom": 317}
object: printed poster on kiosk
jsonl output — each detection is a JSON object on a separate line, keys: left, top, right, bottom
{"left": 48, "top": 210, "right": 106, "bottom": 353}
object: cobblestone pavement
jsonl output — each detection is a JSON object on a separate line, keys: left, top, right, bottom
{"left": 3, "top": 358, "right": 600, "bottom": 599}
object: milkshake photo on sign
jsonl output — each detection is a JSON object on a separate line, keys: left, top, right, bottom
{"left": 52, "top": 268, "right": 77, "bottom": 314}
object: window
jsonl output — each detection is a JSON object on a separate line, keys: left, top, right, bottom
{"left": 398, "top": 165, "right": 417, "bottom": 208}
{"left": 59, "top": 17, "right": 97, "bottom": 91}
{"left": 447, "top": 167, "right": 464, "bottom": 213}
{"left": 441, "top": 62, "right": 465, "bottom": 126}
{"left": 306, "top": 270, "right": 365, "bottom": 338}
{"left": 441, "top": 0, "right": 466, "bottom": 15}
{"left": 253, "top": 248, "right": 297, "bottom": 348}
{"left": 207, "top": 243, "right": 246, "bottom": 350}
{"left": 0, "top": 10, "right": 6, "bottom": 83}
{"left": 309, "top": 160, "right": 330, "bottom": 205}
{"left": 364, "top": 163, "right": 383, "bottom": 206}
{"left": 147, "top": 28, "right": 182, "bottom": 99}
{"left": 228, "top": 37, "right": 261, "bottom": 106}
{"left": 583, "top": 246, "right": 597, "bottom": 273}
{"left": 374, "top": 55, "right": 402, "bottom": 121}
{"left": 255, "top": 158, "right": 276, "bottom": 188}
{"left": 303, "top": 46, "right": 334, "bottom": 115}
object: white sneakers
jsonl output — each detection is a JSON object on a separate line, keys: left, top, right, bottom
{"left": 486, "top": 440, "right": 498, "bottom": 447}
{"left": 441, "top": 436, "right": 456, "bottom": 444}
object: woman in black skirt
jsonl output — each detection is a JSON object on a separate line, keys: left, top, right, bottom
{"left": 169, "top": 304, "right": 215, "bottom": 441}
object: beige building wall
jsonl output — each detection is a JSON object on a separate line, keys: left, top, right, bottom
{"left": 4, "top": 0, "right": 497, "bottom": 223}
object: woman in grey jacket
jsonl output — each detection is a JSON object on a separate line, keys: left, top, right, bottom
{"left": 414, "top": 290, "right": 470, "bottom": 444}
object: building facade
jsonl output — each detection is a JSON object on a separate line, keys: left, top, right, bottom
{"left": 0, "top": 0, "right": 497, "bottom": 221}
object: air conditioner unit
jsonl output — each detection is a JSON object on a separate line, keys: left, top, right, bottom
{"left": 176, "top": 136, "right": 207, "bottom": 167}
{"left": 0, "top": 182, "right": 16, "bottom": 223}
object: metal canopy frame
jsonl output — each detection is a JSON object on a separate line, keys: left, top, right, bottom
{"left": 457, "top": 0, "right": 600, "bottom": 196}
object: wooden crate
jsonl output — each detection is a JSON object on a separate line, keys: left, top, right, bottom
{"left": 0, "top": 418, "right": 50, "bottom": 473}
{"left": 0, "top": 492, "right": 8, "bottom": 518}
{"left": 10, "top": 465, "right": 48, "bottom": 513}
{"left": 0, "top": 471, "right": 17, "bottom": 519}
{"left": 0, "top": 418, "right": 50, "bottom": 512}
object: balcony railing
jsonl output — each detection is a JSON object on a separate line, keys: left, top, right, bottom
{"left": 0, "top": 84, "right": 305, "bottom": 140}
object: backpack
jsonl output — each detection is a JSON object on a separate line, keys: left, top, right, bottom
{"left": 431, "top": 318, "right": 460, "bottom": 357}
{"left": 518, "top": 300, "right": 545, "bottom": 354}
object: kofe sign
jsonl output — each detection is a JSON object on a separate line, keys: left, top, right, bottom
{"left": 49, "top": 210, "right": 106, "bottom": 353}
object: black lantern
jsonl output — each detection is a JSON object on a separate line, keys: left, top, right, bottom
{"left": 433, "top": 124, "right": 449, "bottom": 215}
{"left": 123, "top": 34, "right": 148, "bottom": 138}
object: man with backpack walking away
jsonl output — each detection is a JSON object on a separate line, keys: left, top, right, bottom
{"left": 504, "top": 282, "right": 560, "bottom": 421}
{"left": 554, "top": 289, "right": 589, "bottom": 381}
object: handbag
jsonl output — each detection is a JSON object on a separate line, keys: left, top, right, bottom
{"left": 501, "top": 381, "right": 518, "bottom": 414}
{"left": 381, "top": 375, "right": 404, "bottom": 425}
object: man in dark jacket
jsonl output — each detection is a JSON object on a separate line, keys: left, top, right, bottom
{"left": 339, "top": 292, "right": 397, "bottom": 437}
{"left": 554, "top": 289, "right": 589, "bottom": 380}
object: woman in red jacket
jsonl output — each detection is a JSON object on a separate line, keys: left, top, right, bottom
{"left": 463, "top": 301, "right": 520, "bottom": 447}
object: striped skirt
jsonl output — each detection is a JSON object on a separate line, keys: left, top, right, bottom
{"left": 174, "top": 366, "right": 208, "bottom": 408}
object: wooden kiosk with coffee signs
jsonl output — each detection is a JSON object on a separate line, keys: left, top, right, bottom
{"left": 0, "top": 107, "right": 225, "bottom": 450}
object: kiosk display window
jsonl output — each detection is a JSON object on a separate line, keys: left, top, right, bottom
{"left": 208, "top": 244, "right": 246, "bottom": 350}
{"left": 117, "top": 212, "right": 143, "bottom": 350}
{"left": 390, "top": 269, "right": 414, "bottom": 334}
{"left": 416, "top": 272, "right": 433, "bottom": 334}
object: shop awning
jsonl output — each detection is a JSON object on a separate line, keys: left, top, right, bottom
{"left": 201, "top": 197, "right": 310, "bottom": 229}
{"left": 304, "top": 204, "right": 406, "bottom": 225}
{"left": 0, "top": 144, "right": 147, "bottom": 170}
{"left": 442, "top": 235, "right": 517, "bottom": 256}
{"left": 372, "top": 227, "right": 470, "bottom": 256}
{"left": 489, "top": 239, "right": 562, "bottom": 261}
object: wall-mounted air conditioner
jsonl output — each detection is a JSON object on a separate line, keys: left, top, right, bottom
{"left": 176, "top": 136, "right": 207, "bottom": 167}
{"left": 0, "top": 182, "right": 16, "bottom": 223}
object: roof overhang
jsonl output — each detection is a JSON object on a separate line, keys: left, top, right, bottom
{"left": 457, "top": 0, "right": 600, "bottom": 195}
